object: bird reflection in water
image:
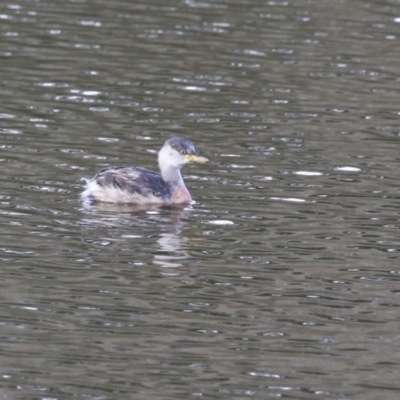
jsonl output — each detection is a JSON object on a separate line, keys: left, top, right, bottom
{"left": 80, "top": 202, "right": 193, "bottom": 275}
{"left": 153, "top": 232, "right": 189, "bottom": 274}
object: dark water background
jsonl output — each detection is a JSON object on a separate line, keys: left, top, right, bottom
{"left": 1, "top": 0, "right": 400, "bottom": 399}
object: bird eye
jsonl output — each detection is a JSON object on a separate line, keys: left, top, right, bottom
{"left": 180, "top": 149, "right": 186, "bottom": 155}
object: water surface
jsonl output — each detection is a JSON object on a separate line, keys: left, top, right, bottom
{"left": 1, "top": 0, "right": 400, "bottom": 399}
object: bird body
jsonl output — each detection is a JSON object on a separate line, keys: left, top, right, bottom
{"left": 81, "top": 137, "right": 207, "bottom": 205}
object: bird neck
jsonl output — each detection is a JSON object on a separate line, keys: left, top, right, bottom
{"left": 159, "top": 164, "right": 193, "bottom": 204}
{"left": 160, "top": 164, "right": 185, "bottom": 188}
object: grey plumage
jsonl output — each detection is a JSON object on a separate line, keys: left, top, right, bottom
{"left": 94, "top": 167, "right": 171, "bottom": 199}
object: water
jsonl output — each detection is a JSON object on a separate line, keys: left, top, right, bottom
{"left": 1, "top": 0, "right": 400, "bottom": 398}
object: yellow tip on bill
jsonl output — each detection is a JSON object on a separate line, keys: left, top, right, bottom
{"left": 186, "top": 154, "right": 209, "bottom": 163}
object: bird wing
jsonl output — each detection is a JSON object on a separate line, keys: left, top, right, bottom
{"left": 94, "top": 167, "right": 170, "bottom": 199}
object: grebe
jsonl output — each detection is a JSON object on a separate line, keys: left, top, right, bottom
{"left": 81, "top": 137, "right": 208, "bottom": 204}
